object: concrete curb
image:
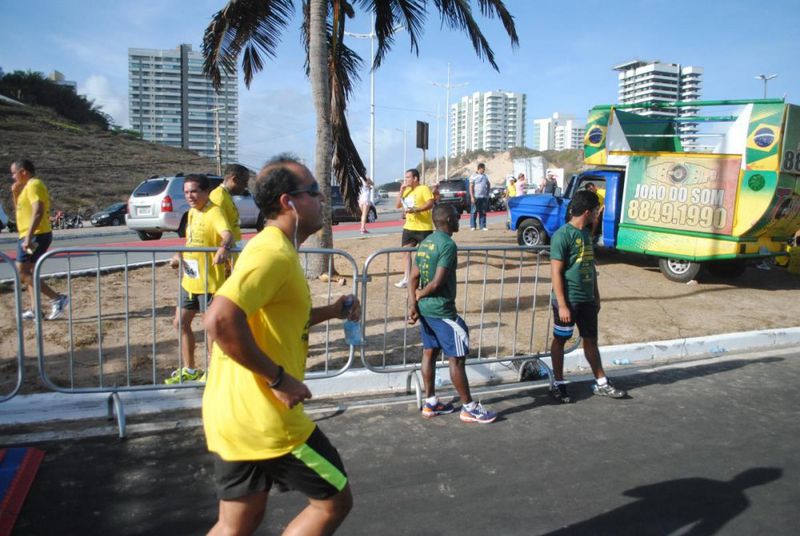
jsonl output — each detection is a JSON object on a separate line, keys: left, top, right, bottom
{"left": 1, "top": 326, "right": 798, "bottom": 427}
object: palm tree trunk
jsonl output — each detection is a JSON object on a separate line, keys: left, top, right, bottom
{"left": 305, "top": 0, "right": 333, "bottom": 277}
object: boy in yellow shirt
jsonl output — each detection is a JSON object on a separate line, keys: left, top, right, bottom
{"left": 166, "top": 174, "right": 232, "bottom": 384}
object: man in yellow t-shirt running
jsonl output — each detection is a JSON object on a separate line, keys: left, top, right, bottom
{"left": 210, "top": 163, "right": 250, "bottom": 255}
{"left": 394, "top": 168, "right": 434, "bottom": 288}
{"left": 202, "top": 154, "right": 359, "bottom": 535}
{"left": 10, "top": 159, "right": 68, "bottom": 321}
{"left": 166, "top": 174, "right": 232, "bottom": 384}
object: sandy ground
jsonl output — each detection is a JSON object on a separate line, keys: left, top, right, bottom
{"left": 1, "top": 225, "right": 798, "bottom": 395}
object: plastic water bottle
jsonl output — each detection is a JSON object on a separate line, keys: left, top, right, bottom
{"left": 342, "top": 296, "right": 363, "bottom": 346}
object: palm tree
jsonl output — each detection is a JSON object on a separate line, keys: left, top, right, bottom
{"left": 202, "top": 0, "right": 518, "bottom": 268}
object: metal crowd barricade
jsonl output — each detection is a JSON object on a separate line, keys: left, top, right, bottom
{"left": 0, "top": 251, "right": 24, "bottom": 403}
{"left": 360, "top": 245, "right": 582, "bottom": 406}
{"left": 32, "top": 245, "right": 359, "bottom": 437}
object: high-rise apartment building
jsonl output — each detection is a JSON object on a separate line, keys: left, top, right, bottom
{"left": 532, "top": 113, "right": 585, "bottom": 151}
{"left": 129, "top": 44, "right": 238, "bottom": 163}
{"left": 613, "top": 59, "right": 703, "bottom": 143}
{"left": 450, "top": 90, "right": 525, "bottom": 156}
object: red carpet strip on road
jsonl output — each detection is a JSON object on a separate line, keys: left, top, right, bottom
{"left": 0, "top": 447, "right": 45, "bottom": 536}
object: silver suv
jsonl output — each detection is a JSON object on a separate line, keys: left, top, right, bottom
{"left": 126, "top": 174, "right": 263, "bottom": 241}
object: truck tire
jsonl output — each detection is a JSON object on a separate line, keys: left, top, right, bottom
{"left": 136, "top": 231, "right": 162, "bottom": 241}
{"left": 367, "top": 207, "right": 377, "bottom": 222}
{"left": 658, "top": 258, "right": 701, "bottom": 283}
{"left": 706, "top": 260, "right": 747, "bottom": 279}
{"left": 517, "top": 220, "right": 548, "bottom": 247}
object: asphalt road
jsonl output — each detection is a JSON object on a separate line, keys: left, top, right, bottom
{"left": 8, "top": 348, "right": 800, "bottom": 535}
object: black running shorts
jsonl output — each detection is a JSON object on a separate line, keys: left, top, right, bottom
{"left": 552, "top": 301, "right": 599, "bottom": 340}
{"left": 212, "top": 426, "right": 348, "bottom": 501}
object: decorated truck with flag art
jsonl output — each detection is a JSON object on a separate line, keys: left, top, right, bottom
{"left": 508, "top": 99, "right": 800, "bottom": 282}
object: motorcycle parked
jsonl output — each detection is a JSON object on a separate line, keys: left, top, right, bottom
{"left": 489, "top": 185, "right": 506, "bottom": 212}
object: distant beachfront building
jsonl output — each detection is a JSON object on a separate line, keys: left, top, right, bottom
{"left": 48, "top": 70, "right": 77, "bottom": 92}
{"left": 532, "top": 113, "right": 585, "bottom": 151}
{"left": 128, "top": 44, "right": 238, "bottom": 162}
{"left": 450, "top": 90, "right": 526, "bottom": 156}
{"left": 613, "top": 59, "right": 703, "bottom": 145}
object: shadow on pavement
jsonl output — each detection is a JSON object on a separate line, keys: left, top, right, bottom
{"left": 542, "top": 467, "right": 782, "bottom": 536}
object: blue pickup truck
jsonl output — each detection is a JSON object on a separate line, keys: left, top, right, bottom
{"left": 508, "top": 170, "right": 619, "bottom": 248}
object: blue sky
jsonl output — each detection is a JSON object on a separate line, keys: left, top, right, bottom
{"left": 2, "top": 0, "right": 798, "bottom": 183}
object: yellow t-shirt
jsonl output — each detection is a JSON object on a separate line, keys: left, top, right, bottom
{"left": 15, "top": 178, "right": 52, "bottom": 237}
{"left": 209, "top": 185, "right": 242, "bottom": 242}
{"left": 399, "top": 185, "right": 434, "bottom": 231}
{"left": 596, "top": 188, "right": 606, "bottom": 207}
{"left": 182, "top": 202, "right": 230, "bottom": 294}
{"left": 202, "top": 226, "right": 315, "bottom": 460}
{"left": 507, "top": 183, "right": 517, "bottom": 198}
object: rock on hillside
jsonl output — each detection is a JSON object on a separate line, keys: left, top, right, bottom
{"left": 1, "top": 102, "right": 218, "bottom": 215}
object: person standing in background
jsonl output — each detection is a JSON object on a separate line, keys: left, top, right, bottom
{"left": 468, "top": 163, "right": 490, "bottom": 231}
{"left": 516, "top": 173, "right": 527, "bottom": 196}
{"left": 359, "top": 176, "right": 374, "bottom": 234}
{"left": 394, "top": 169, "right": 434, "bottom": 288}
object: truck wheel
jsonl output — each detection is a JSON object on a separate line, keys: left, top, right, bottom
{"left": 706, "top": 260, "right": 747, "bottom": 279}
{"left": 367, "top": 208, "right": 377, "bottom": 222}
{"left": 517, "top": 220, "right": 548, "bottom": 246}
{"left": 658, "top": 258, "right": 701, "bottom": 283}
{"left": 136, "top": 231, "right": 162, "bottom": 241}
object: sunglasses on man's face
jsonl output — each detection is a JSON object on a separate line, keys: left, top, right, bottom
{"left": 288, "top": 182, "right": 321, "bottom": 197}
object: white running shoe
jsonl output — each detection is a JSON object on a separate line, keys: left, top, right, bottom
{"left": 47, "top": 294, "right": 69, "bottom": 320}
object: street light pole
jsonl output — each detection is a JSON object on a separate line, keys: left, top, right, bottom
{"left": 345, "top": 18, "right": 403, "bottom": 183}
{"left": 433, "top": 64, "right": 467, "bottom": 180}
{"left": 755, "top": 74, "right": 778, "bottom": 99}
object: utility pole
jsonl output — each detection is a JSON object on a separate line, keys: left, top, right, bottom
{"left": 210, "top": 106, "right": 225, "bottom": 175}
{"left": 394, "top": 121, "right": 407, "bottom": 180}
{"left": 433, "top": 64, "right": 468, "bottom": 180}
{"left": 435, "top": 102, "right": 441, "bottom": 180}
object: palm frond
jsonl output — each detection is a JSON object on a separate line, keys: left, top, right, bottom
{"left": 358, "top": 0, "right": 427, "bottom": 69}
{"left": 476, "top": 0, "right": 518, "bottom": 46}
{"left": 202, "top": 0, "right": 296, "bottom": 88}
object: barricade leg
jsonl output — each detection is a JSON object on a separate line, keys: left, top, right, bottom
{"left": 107, "top": 391, "right": 126, "bottom": 439}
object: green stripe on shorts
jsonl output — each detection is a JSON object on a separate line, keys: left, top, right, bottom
{"left": 291, "top": 443, "right": 348, "bottom": 491}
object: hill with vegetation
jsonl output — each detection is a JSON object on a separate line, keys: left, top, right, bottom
{"left": 420, "top": 147, "right": 584, "bottom": 186}
{"left": 0, "top": 101, "right": 218, "bottom": 217}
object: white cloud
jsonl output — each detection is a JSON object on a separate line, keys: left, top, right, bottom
{"left": 81, "top": 74, "right": 128, "bottom": 127}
